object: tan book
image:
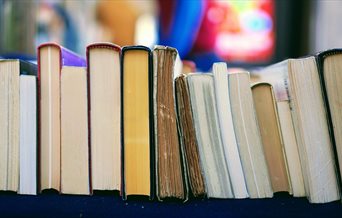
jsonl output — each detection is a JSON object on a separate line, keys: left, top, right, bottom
{"left": 153, "top": 46, "right": 187, "bottom": 200}
{"left": 174, "top": 74, "right": 206, "bottom": 197}
{"left": 87, "top": 43, "right": 121, "bottom": 191}
{"left": 122, "top": 46, "right": 153, "bottom": 199}
{"left": 38, "top": 43, "right": 86, "bottom": 192}
{"left": 252, "top": 83, "right": 291, "bottom": 193}
{"left": 229, "top": 72, "right": 273, "bottom": 199}
{"left": 60, "top": 66, "right": 90, "bottom": 195}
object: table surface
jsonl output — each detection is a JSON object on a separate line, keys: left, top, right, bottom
{"left": 0, "top": 192, "right": 341, "bottom": 218}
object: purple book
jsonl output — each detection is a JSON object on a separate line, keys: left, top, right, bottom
{"left": 37, "top": 43, "right": 88, "bottom": 193}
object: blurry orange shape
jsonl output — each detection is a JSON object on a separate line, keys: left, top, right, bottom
{"left": 96, "top": 1, "right": 139, "bottom": 46}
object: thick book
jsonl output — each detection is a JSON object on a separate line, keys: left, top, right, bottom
{"left": 212, "top": 63, "right": 248, "bottom": 199}
{"left": 316, "top": 49, "right": 342, "bottom": 194}
{"left": 252, "top": 57, "right": 340, "bottom": 203}
{"left": 87, "top": 43, "right": 122, "bottom": 192}
{"left": 121, "top": 46, "right": 154, "bottom": 199}
{"left": 187, "top": 73, "right": 233, "bottom": 198}
{"left": 0, "top": 60, "right": 37, "bottom": 194}
{"left": 60, "top": 66, "right": 90, "bottom": 195}
{"left": 174, "top": 74, "right": 206, "bottom": 197}
{"left": 38, "top": 43, "right": 86, "bottom": 192}
{"left": 229, "top": 72, "right": 273, "bottom": 199}
{"left": 252, "top": 83, "right": 291, "bottom": 194}
{"left": 153, "top": 46, "right": 188, "bottom": 201}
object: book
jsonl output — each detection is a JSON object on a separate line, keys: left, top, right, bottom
{"left": 38, "top": 43, "right": 86, "bottom": 192}
{"left": 121, "top": 46, "right": 154, "bottom": 199}
{"left": 0, "top": 60, "right": 37, "bottom": 193}
{"left": 229, "top": 72, "right": 273, "bottom": 198}
{"left": 251, "top": 83, "right": 291, "bottom": 193}
{"left": 187, "top": 73, "right": 233, "bottom": 198}
{"left": 251, "top": 64, "right": 305, "bottom": 197}
{"left": 87, "top": 43, "right": 121, "bottom": 191}
{"left": 316, "top": 49, "right": 342, "bottom": 193}
{"left": 60, "top": 66, "right": 90, "bottom": 195}
{"left": 212, "top": 63, "right": 248, "bottom": 198}
{"left": 153, "top": 46, "right": 188, "bottom": 200}
{"left": 19, "top": 74, "right": 37, "bottom": 195}
{"left": 174, "top": 74, "right": 206, "bottom": 197}
{"left": 252, "top": 57, "right": 340, "bottom": 203}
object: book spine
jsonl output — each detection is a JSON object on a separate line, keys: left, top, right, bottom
{"left": 148, "top": 48, "right": 155, "bottom": 200}
{"left": 86, "top": 46, "right": 92, "bottom": 195}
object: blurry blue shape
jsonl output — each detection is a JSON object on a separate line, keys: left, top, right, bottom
{"left": 191, "top": 52, "right": 223, "bottom": 72}
{"left": 52, "top": 4, "right": 79, "bottom": 53}
{"left": 158, "top": 0, "right": 206, "bottom": 58}
{"left": 37, "top": 4, "right": 79, "bottom": 53}
{"left": 0, "top": 53, "right": 36, "bottom": 61}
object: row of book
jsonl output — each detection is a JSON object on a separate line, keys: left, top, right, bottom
{"left": 1, "top": 43, "right": 342, "bottom": 204}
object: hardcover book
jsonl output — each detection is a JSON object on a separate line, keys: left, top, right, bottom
{"left": 121, "top": 46, "right": 154, "bottom": 199}
{"left": 38, "top": 43, "right": 86, "bottom": 192}
{"left": 316, "top": 49, "right": 342, "bottom": 193}
{"left": 87, "top": 43, "right": 122, "bottom": 192}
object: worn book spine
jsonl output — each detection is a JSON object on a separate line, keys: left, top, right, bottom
{"left": 174, "top": 74, "right": 206, "bottom": 198}
{"left": 153, "top": 45, "right": 189, "bottom": 201}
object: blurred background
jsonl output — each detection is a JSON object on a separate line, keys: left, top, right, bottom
{"left": 0, "top": 0, "right": 341, "bottom": 71}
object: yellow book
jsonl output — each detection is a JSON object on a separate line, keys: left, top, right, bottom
{"left": 122, "top": 46, "right": 153, "bottom": 199}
